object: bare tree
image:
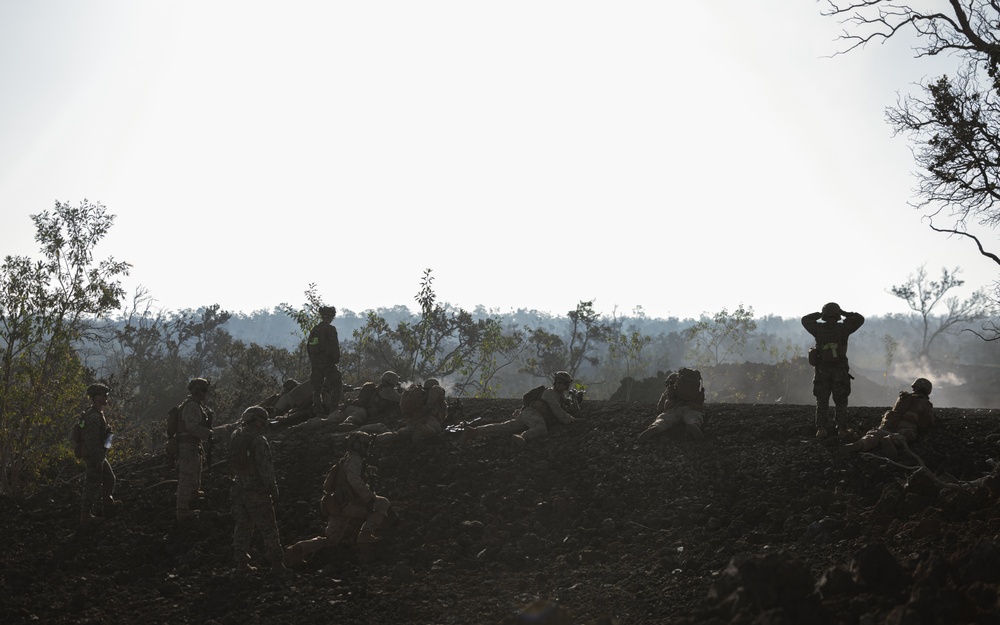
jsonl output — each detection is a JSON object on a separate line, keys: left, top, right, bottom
{"left": 890, "top": 264, "right": 994, "bottom": 357}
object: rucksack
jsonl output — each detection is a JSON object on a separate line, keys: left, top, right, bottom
{"left": 165, "top": 404, "right": 182, "bottom": 438}
{"left": 229, "top": 430, "right": 255, "bottom": 475}
{"left": 70, "top": 414, "right": 86, "bottom": 459}
{"left": 522, "top": 385, "right": 546, "bottom": 407}
{"left": 674, "top": 368, "right": 702, "bottom": 402}
{"left": 399, "top": 384, "right": 428, "bottom": 420}
{"left": 353, "top": 382, "right": 379, "bottom": 406}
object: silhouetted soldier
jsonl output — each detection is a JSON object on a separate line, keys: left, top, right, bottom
{"left": 801, "top": 302, "right": 865, "bottom": 439}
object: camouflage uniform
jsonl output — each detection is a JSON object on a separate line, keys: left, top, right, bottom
{"left": 175, "top": 389, "right": 214, "bottom": 521}
{"left": 307, "top": 310, "right": 342, "bottom": 416}
{"left": 285, "top": 435, "right": 389, "bottom": 563}
{"left": 78, "top": 401, "right": 116, "bottom": 520}
{"left": 801, "top": 304, "right": 865, "bottom": 437}
{"left": 851, "top": 382, "right": 934, "bottom": 459}
{"left": 230, "top": 415, "right": 283, "bottom": 571}
{"left": 638, "top": 371, "right": 706, "bottom": 441}
{"left": 462, "top": 385, "right": 577, "bottom": 445}
{"left": 341, "top": 372, "right": 403, "bottom": 427}
{"left": 377, "top": 379, "right": 449, "bottom": 446}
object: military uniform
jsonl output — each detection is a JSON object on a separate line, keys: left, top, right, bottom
{"left": 377, "top": 379, "right": 449, "bottom": 446}
{"left": 341, "top": 371, "right": 403, "bottom": 427}
{"left": 230, "top": 408, "right": 284, "bottom": 574}
{"left": 285, "top": 433, "right": 390, "bottom": 564}
{"left": 849, "top": 380, "right": 934, "bottom": 459}
{"left": 801, "top": 303, "right": 865, "bottom": 438}
{"left": 175, "top": 381, "right": 216, "bottom": 521}
{"left": 638, "top": 371, "right": 706, "bottom": 441}
{"left": 307, "top": 308, "right": 342, "bottom": 416}
{"left": 78, "top": 388, "right": 117, "bottom": 522}
{"left": 460, "top": 373, "right": 578, "bottom": 446}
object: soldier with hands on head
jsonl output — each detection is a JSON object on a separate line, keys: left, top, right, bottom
{"left": 307, "top": 306, "right": 342, "bottom": 417}
{"left": 638, "top": 368, "right": 706, "bottom": 442}
{"left": 842, "top": 378, "right": 935, "bottom": 460}
{"left": 458, "top": 371, "right": 579, "bottom": 448}
{"left": 801, "top": 302, "right": 865, "bottom": 440}
{"left": 284, "top": 431, "right": 392, "bottom": 566}
{"left": 230, "top": 406, "right": 287, "bottom": 576}
{"left": 77, "top": 383, "right": 119, "bottom": 526}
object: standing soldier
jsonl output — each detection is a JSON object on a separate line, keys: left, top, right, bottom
{"left": 284, "top": 431, "right": 392, "bottom": 566}
{"left": 802, "top": 302, "right": 865, "bottom": 439}
{"left": 174, "top": 377, "right": 217, "bottom": 521}
{"left": 77, "top": 383, "right": 118, "bottom": 526}
{"left": 230, "top": 406, "right": 287, "bottom": 576}
{"left": 307, "top": 306, "right": 342, "bottom": 417}
{"left": 457, "top": 371, "right": 579, "bottom": 447}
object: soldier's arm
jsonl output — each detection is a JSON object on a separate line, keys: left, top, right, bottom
{"left": 345, "top": 455, "right": 374, "bottom": 502}
{"left": 254, "top": 438, "right": 279, "bottom": 497}
{"left": 801, "top": 312, "right": 822, "bottom": 334}
{"left": 182, "top": 401, "right": 212, "bottom": 440}
{"left": 542, "top": 388, "right": 576, "bottom": 424}
{"left": 81, "top": 411, "right": 105, "bottom": 460}
{"left": 328, "top": 326, "right": 341, "bottom": 363}
{"left": 844, "top": 311, "right": 865, "bottom": 333}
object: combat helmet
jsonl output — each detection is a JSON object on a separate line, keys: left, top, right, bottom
{"left": 319, "top": 305, "right": 336, "bottom": 319}
{"left": 346, "top": 431, "right": 373, "bottom": 455}
{"left": 911, "top": 377, "right": 932, "bottom": 395}
{"left": 821, "top": 302, "right": 843, "bottom": 320}
{"left": 87, "top": 383, "right": 111, "bottom": 397}
{"left": 381, "top": 371, "right": 400, "bottom": 386}
{"left": 282, "top": 379, "right": 299, "bottom": 393}
{"left": 553, "top": 371, "right": 573, "bottom": 385}
{"left": 423, "top": 378, "right": 440, "bottom": 390}
{"left": 241, "top": 405, "right": 269, "bottom": 424}
{"left": 187, "top": 378, "right": 211, "bottom": 393}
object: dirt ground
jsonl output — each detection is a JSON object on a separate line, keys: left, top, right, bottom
{"left": 4, "top": 394, "right": 1000, "bottom": 625}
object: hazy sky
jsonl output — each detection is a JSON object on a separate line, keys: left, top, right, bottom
{"left": 2, "top": 1, "right": 997, "bottom": 321}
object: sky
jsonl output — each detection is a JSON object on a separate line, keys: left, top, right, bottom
{"left": 1, "top": 0, "right": 998, "bottom": 322}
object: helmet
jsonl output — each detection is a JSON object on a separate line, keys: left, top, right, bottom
{"left": 319, "top": 306, "right": 336, "bottom": 319}
{"left": 282, "top": 379, "right": 299, "bottom": 392}
{"left": 553, "top": 371, "right": 573, "bottom": 385}
{"left": 911, "top": 378, "right": 932, "bottom": 395}
{"left": 423, "top": 378, "right": 440, "bottom": 390}
{"left": 346, "top": 431, "right": 372, "bottom": 454}
{"left": 664, "top": 371, "right": 678, "bottom": 386}
{"left": 241, "top": 405, "right": 269, "bottom": 424}
{"left": 86, "top": 383, "right": 111, "bottom": 397}
{"left": 381, "top": 371, "right": 400, "bottom": 386}
{"left": 821, "top": 302, "right": 843, "bottom": 320}
{"left": 188, "top": 378, "right": 211, "bottom": 393}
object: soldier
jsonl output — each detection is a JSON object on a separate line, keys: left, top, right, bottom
{"left": 174, "top": 378, "right": 229, "bottom": 522}
{"left": 339, "top": 370, "right": 403, "bottom": 428}
{"left": 259, "top": 379, "right": 300, "bottom": 417}
{"left": 457, "top": 371, "right": 579, "bottom": 447}
{"left": 637, "top": 368, "right": 706, "bottom": 442}
{"left": 801, "top": 302, "right": 865, "bottom": 439}
{"left": 308, "top": 306, "right": 342, "bottom": 417}
{"left": 77, "top": 383, "right": 118, "bottom": 526}
{"left": 284, "top": 431, "right": 392, "bottom": 565}
{"left": 842, "top": 378, "right": 935, "bottom": 461}
{"left": 230, "top": 406, "right": 287, "bottom": 576}
{"left": 377, "top": 378, "right": 449, "bottom": 446}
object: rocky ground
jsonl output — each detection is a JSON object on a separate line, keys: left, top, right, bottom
{"left": 4, "top": 396, "right": 1000, "bottom": 625}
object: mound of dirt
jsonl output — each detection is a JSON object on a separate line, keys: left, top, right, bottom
{"left": 3, "top": 399, "right": 1000, "bottom": 624}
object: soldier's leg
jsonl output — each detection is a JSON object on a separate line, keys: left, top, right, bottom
{"left": 358, "top": 496, "right": 390, "bottom": 542}
{"left": 310, "top": 362, "right": 326, "bottom": 416}
{"left": 832, "top": 368, "right": 853, "bottom": 435}
{"left": 324, "top": 365, "right": 343, "bottom": 414}
{"left": 518, "top": 409, "right": 549, "bottom": 441}
{"left": 639, "top": 410, "right": 682, "bottom": 441}
{"left": 680, "top": 407, "right": 705, "bottom": 440}
{"left": 176, "top": 443, "right": 202, "bottom": 519}
{"left": 250, "top": 493, "right": 284, "bottom": 568}
{"left": 813, "top": 369, "right": 833, "bottom": 436}
{"left": 341, "top": 405, "right": 369, "bottom": 427}
{"left": 81, "top": 461, "right": 103, "bottom": 522}
{"left": 231, "top": 487, "right": 255, "bottom": 568}
{"left": 100, "top": 459, "right": 119, "bottom": 516}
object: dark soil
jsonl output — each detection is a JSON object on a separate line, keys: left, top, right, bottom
{"left": 4, "top": 398, "right": 1000, "bottom": 625}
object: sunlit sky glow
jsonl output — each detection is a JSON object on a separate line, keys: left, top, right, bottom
{"left": 1, "top": 1, "right": 996, "bottom": 321}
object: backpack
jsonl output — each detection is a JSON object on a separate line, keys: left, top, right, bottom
{"left": 399, "top": 384, "right": 428, "bottom": 420}
{"left": 522, "top": 385, "right": 546, "bottom": 407}
{"left": 320, "top": 456, "right": 353, "bottom": 516}
{"left": 229, "top": 430, "right": 255, "bottom": 475}
{"left": 165, "top": 404, "right": 182, "bottom": 438}
{"left": 674, "top": 368, "right": 702, "bottom": 402}
{"left": 353, "top": 382, "right": 379, "bottom": 406}
{"left": 70, "top": 414, "right": 86, "bottom": 459}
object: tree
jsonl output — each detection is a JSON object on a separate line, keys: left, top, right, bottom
{"left": 824, "top": 2, "right": 1000, "bottom": 270}
{"left": 889, "top": 265, "right": 993, "bottom": 358}
{"left": 0, "top": 200, "right": 131, "bottom": 495}
{"left": 605, "top": 308, "right": 654, "bottom": 402}
{"left": 684, "top": 304, "right": 757, "bottom": 368}
{"left": 522, "top": 300, "right": 613, "bottom": 382}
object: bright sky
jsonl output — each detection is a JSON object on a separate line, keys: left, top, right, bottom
{"left": 2, "top": 1, "right": 997, "bottom": 321}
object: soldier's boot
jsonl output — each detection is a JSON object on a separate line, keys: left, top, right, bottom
{"left": 357, "top": 528, "right": 380, "bottom": 544}
{"left": 176, "top": 507, "right": 200, "bottom": 522}
{"left": 511, "top": 433, "right": 527, "bottom": 448}
{"left": 877, "top": 438, "right": 899, "bottom": 461}
{"left": 815, "top": 427, "right": 828, "bottom": 440}
{"left": 815, "top": 405, "right": 829, "bottom": 439}
{"left": 834, "top": 405, "right": 852, "bottom": 439}
{"left": 235, "top": 560, "right": 257, "bottom": 577}
{"left": 637, "top": 427, "right": 657, "bottom": 443}
{"left": 312, "top": 392, "right": 327, "bottom": 417}
{"left": 102, "top": 495, "right": 121, "bottom": 518}
{"left": 686, "top": 424, "right": 705, "bottom": 441}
